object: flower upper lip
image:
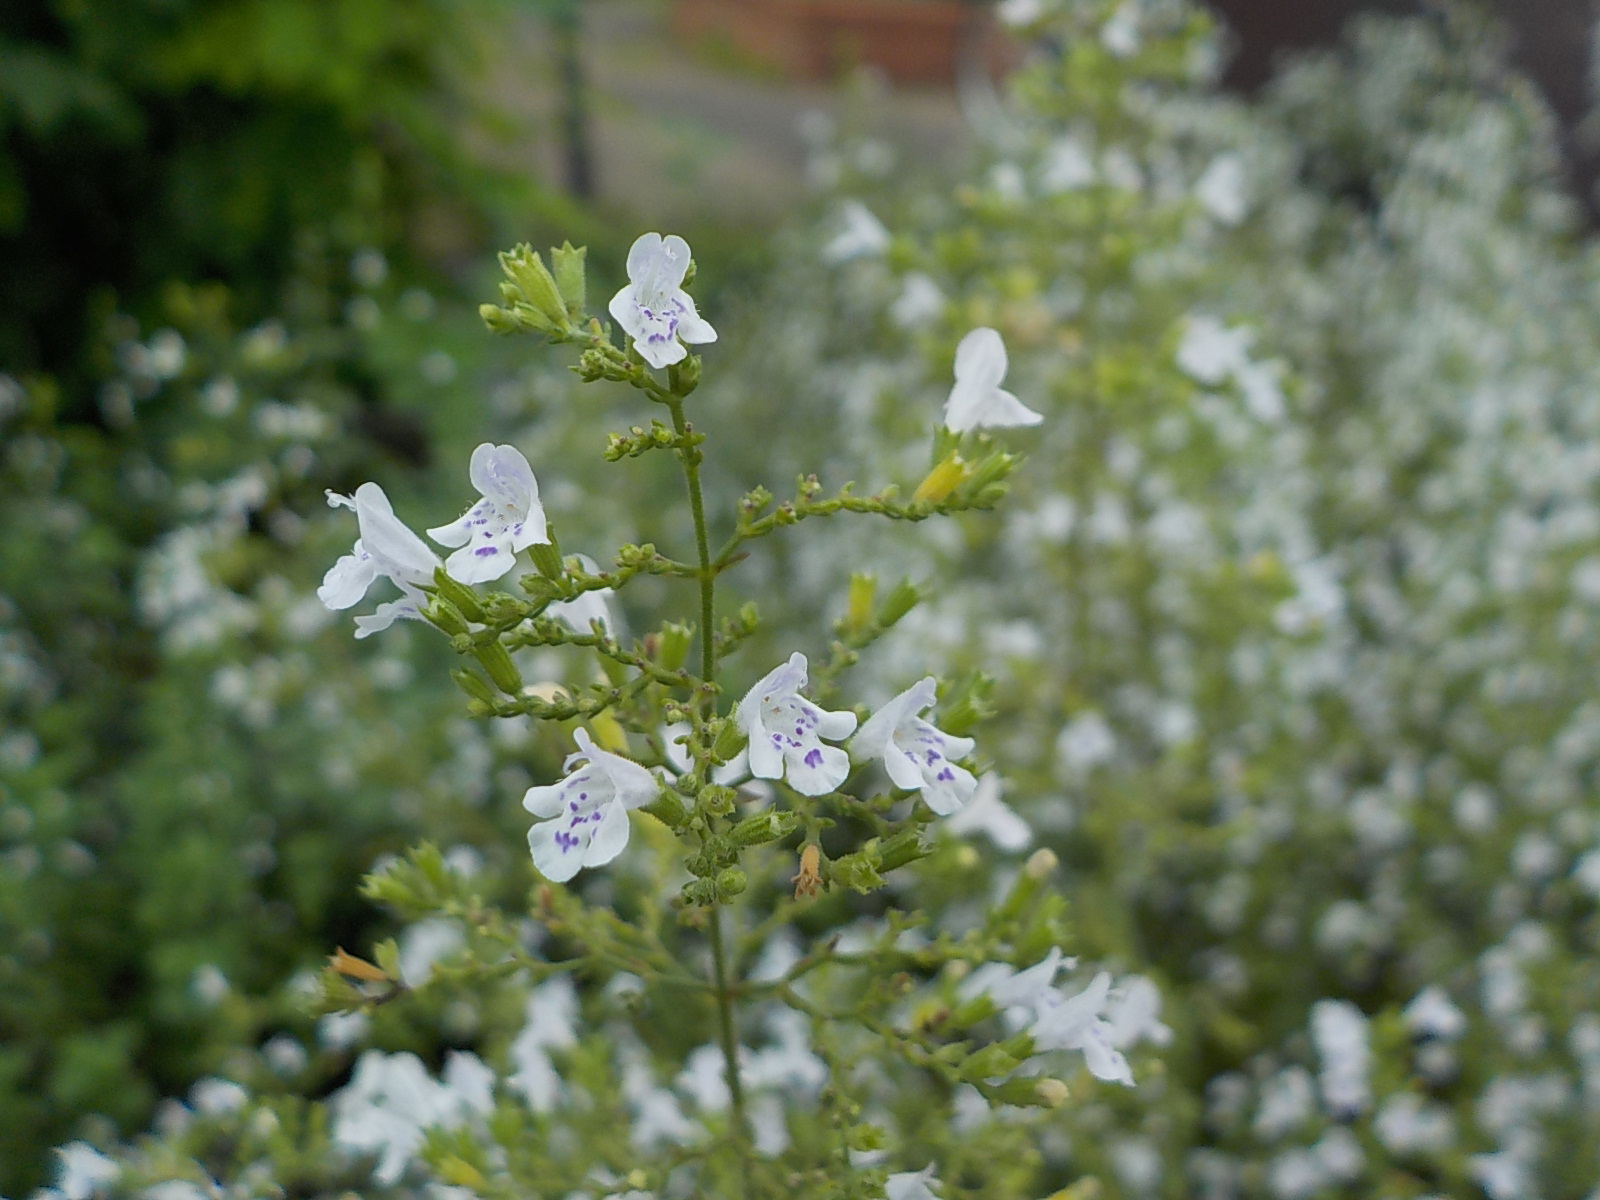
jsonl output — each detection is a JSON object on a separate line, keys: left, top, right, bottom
{"left": 608, "top": 232, "right": 718, "bottom": 370}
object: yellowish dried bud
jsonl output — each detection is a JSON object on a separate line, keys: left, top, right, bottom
{"left": 793, "top": 843, "right": 823, "bottom": 899}
{"left": 1025, "top": 847, "right": 1060, "bottom": 879}
{"left": 589, "top": 710, "right": 630, "bottom": 753}
{"left": 912, "top": 452, "right": 969, "bottom": 504}
{"left": 328, "top": 947, "right": 390, "bottom": 984}
{"left": 1034, "top": 1078, "right": 1070, "bottom": 1108}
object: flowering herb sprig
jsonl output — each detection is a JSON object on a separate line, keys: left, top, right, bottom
{"left": 303, "top": 232, "right": 1167, "bottom": 1198}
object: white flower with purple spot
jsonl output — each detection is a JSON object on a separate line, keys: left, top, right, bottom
{"left": 524, "top": 728, "right": 659, "bottom": 882}
{"left": 851, "top": 677, "right": 977, "bottom": 815}
{"left": 944, "top": 327, "right": 1043, "bottom": 433}
{"left": 318, "top": 482, "right": 440, "bottom": 638}
{"left": 608, "top": 232, "right": 717, "bottom": 370}
{"left": 735, "top": 652, "right": 857, "bottom": 796}
{"left": 427, "top": 443, "right": 548, "bottom": 585}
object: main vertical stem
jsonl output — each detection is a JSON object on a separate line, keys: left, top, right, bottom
{"left": 666, "top": 399, "right": 716, "bottom": 686}
{"left": 708, "top": 904, "right": 748, "bottom": 1129}
{"left": 665, "top": 396, "right": 749, "bottom": 1146}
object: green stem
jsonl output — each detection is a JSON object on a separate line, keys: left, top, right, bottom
{"left": 709, "top": 904, "right": 749, "bottom": 1134}
{"left": 664, "top": 392, "right": 751, "bottom": 1162}
{"left": 665, "top": 398, "right": 716, "bottom": 687}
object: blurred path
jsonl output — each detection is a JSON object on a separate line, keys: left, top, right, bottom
{"left": 483, "top": 0, "right": 976, "bottom": 228}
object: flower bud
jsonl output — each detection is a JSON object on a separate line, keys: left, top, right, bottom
{"left": 711, "top": 718, "right": 748, "bottom": 762}
{"left": 680, "top": 878, "right": 718, "bottom": 907}
{"left": 481, "top": 592, "right": 531, "bottom": 624}
{"left": 642, "top": 789, "right": 689, "bottom": 829}
{"left": 589, "top": 711, "right": 630, "bottom": 753}
{"left": 500, "top": 245, "right": 569, "bottom": 331}
{"left": 985, "top": 1076, "right": 1070, "bottom": 1108}
{"left": 875, "top": 829, "right": 929, "bottom": 873}
{"left": 424, "top": 597, "right": 471, "bottom": 638}
{"left": 829, "top": 851, "right": 885, "bottom": 894}
{"left": 948, "top": 994, "right": 998, "bottom": 1029}
{"left": 436, "top": 1158, "right": 487, "bottom": 1189}
{"left": 960, "top": 1043, "right": 1021, "bottom": 1081}
{"left": 730, "top": 810, "right": 801, "bottom": 848}
{"left": 966, "top": 449, "right": 1019, "bottom": 494}
{"left": 655, "top": 621, "right": 693, "bottom": 671}
{"left": 578, "top": 348, "right": 610, "bottom": 381}
{"left": 433, "top": 567, "right": 484, "bottom": 623}
{"left": 876, "top": 578, "right": 921, "bottom": 629}
{"left": 480, "top": 303, "right": 524, "bottom": 335}
{"left": 913, "top": 452, "right": 969, "bottom": 504}
{"left": 528, "top": 530, "right": 565, "bottom": 581}
{"left": 451, "top": 668, "right": 497, "bottom": 705}
{"left": 698, "top": 784, "right": 736, "bottom": 817}
{"left": 668, "top": 353, "right": 702, "bottom": 395}
{"left": 936, "top": 673, "right": 994, "bottom": 737}
{"left": 715, "top": 868, "right": 747, "bottom": 900}
{"left": 844, "top": 573, "right": 876, "bottom": 635}
{"left": 473, "top": 641, "right": 523, "bottom": 695}
{"left": 550, "top": 241, "right": 587, "bottom": 316}
{"left": 996, "top": 850, "right": 1059, "bottom": 923}
{"left": 372, "top": 938, "right": 404, "bottom": 981}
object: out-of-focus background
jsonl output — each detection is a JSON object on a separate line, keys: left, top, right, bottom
{"left": 9, "top": 0, "right": 1600, "bottom": 1194}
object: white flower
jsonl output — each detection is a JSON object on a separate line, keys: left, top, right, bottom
{"left": 1041, "top": 136, "right": 1096, "bottom": 192}
{"left": 1311, "top": 999, "right": 1371, "bottom": 1116}
{"left": 962, "top": 953, "right": 1158, "bottom": 1087}
{"left": 735, "top": 652, "right": 858, "bottom": 796}
{"left": 426, "top": 443, "right": 548, "bottom": 584}
{"left": 508, "top": 977, "right": 578, "bottom": 1113}
{"left": 996, "top": 0, "right": 1042, "bottom": 26}
{"left": 662, "top": 721, "right": 756, "bottom": 790}
{"left": 1175, "top": 315, "right": 1252, "bottom": 385}
{"left": 1255, "top": 1067, "right": 1316, "bottom": 1140}
{"left": 1105, "top": 977, "right": 1173, "bottom": 1049}
{"left": 608, "top": 232, "right": 717, "bottom": 369}
{"left": 822, "top": 200, "right": 890, "bottom": 264}
{"left": 891, "top": 273, "right": 945, "bottom": 328}
{"left": 1469, "top": 1150, "right": 1531, "bottom": 1200}
{"left": 143, "top": 1182, "right": 213, "bottom": 1200}
{"left": 943, "top": 328, "right": 1043, "bottom": 433}
{"left": 523, "top": 728, "right": 660, "bottom": 882}
{"left": 886, "top": 1165, "right": 943, "bottom": 1200}
{"left": 318, "top": 483, "right": 440, "bottom": 638}
{"left": 54, "top": 1142, "right": 119, "bottom": 1200}
{"left": 944, "top": 774, "right": 1032, "bottom": 849}
{"left": 331, "top": 1050, "right": 493, "bottom": 1185}
{"left": 548, "top": 554, "right": 622, "bottom": 634}
{"left": 190, "top": 1077, "right": 248, "bottom": 1115}
{"left": 1101, "top": 2, "right": 1141, "bottom": 56}
{"left": 852, "top": 677, "right": 977, "bottom": 815}
{"left": 397, "top": 916, "right": 464, "bottom": 987}
{"left": 1196, "top": 153, "right": 1249, "bottom": 226}
{"left": 1404, "top": 986, "right": 1467, "bottom": 1040}
{"left": 1027, "top": 972, "right": 1134, "bottom": 1084}
{"left": 1375, "top": 1093, "right": 1456, "bottom": 1153}
{"left": 960, "top": 946, "right": 1069, "bottom": 1009}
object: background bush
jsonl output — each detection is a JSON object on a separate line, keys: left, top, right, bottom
{"left": 13, "top": 0, "right": 1600, "bottom": 1195}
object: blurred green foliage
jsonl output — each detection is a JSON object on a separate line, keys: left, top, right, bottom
{"left": 0, "top": 0, "right": 529, "bottom": 386}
